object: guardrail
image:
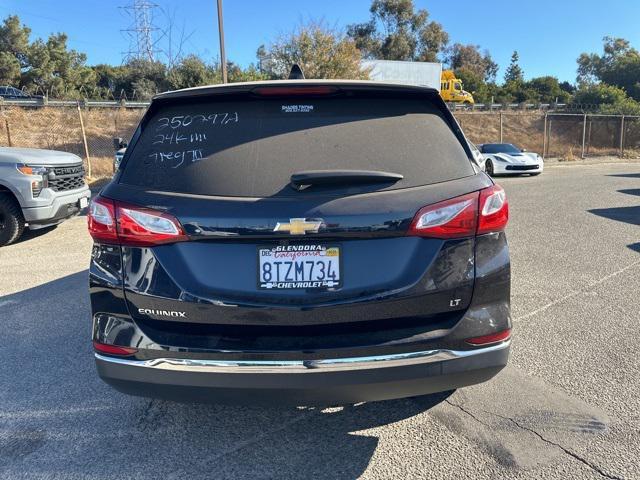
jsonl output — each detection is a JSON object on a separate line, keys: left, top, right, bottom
{"left": 1, "top": 96, "right": 612, "bottom": 114}
{"left": 0, "top": 98, "right": 150, "bottom": 108}
{"left": 445, "top": 102, "right": 607, "bottom": 112}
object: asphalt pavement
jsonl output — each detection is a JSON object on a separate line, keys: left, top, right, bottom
{"left": 0, "top": 162, "right": 638, "bottom": 479}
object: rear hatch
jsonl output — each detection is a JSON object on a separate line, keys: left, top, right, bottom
{"left": 102, "top": 82, "right": 489, "bottom": 329}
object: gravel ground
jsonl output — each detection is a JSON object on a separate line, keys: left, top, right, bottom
{"left": 0, "top": 162, "right": 638, "bottom": 479}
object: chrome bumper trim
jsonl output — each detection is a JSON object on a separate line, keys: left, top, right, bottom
{"left": 95, "top": 340, "right": 510, "bottom": 374}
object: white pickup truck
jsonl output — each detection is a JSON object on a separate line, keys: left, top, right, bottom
{"left": 0, "top": 147, "right": 91, "bottom": 246}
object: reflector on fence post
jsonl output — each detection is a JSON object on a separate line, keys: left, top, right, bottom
{"left": 542, "top": 113, "right": 547, "bottom": 159}
{"left": 620, "top": 115, "right": 625, "bottom": 157}
{"left": 547, "top": 118, "right": 552, "bottom": 158}
{"left": 581, "top": 114, "right": 587, "bottom": 159}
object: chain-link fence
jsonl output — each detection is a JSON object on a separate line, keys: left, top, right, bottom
{"left": 457, "top": 111, "right": 640, "bottom": 160}
{"left": 1, "top": 105, "right": 638, "bottom": 180}
{"left": 456, "top": 112, "right": 547, "bottom": 154}
{"left": 0, "top": 104, "right": 146, "bottom": 177}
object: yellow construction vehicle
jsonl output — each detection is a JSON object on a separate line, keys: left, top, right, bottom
{"left": 440, "top": 70, "right": 475, "bottom": 104}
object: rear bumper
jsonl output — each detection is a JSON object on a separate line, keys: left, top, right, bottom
{"left": 95, "top": 341, "right": 510, "bottom": 405}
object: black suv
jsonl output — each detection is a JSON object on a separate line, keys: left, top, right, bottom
{"left": 88, "top": 80, "right": 511, "bottom": 405}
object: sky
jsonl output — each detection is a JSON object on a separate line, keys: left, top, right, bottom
{"left": 2, "top": 0, "right": 640, "bottom": 83}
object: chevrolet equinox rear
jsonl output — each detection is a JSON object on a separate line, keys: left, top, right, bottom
{"left": 88, "top": 80, "right": 511, "bottom": 405}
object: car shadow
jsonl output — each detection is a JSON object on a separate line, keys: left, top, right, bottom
{"left": 588, "top": 206, "right": 640, "bottom": 227}
{"left": 618, "top": 188, "right": 640, "bottom": 197}
{"left": 588, "top": 188, "right": 640, "bottom": 228}
{"left": 12, "top": 225, "right": 58, "bottom": 244}
{"left": 588, "top": 187, "right": 640, "bottom": 251}
{"left": 0, "top": 271, "right": 451, "bottom": 479}
{"left": 607, "top": 172, "right": 640, "bottom": 178}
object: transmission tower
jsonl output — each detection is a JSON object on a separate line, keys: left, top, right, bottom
{"left": 121, "top": 0, "right": 159, "bottom": 62}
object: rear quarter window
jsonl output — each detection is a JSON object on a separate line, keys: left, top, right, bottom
{"left": 120, "top": 95, "right": 473, "bottom": 197}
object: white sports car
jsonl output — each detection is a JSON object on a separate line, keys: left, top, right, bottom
{"left": 478, "top": 143, "right": 543, "bottom": 176}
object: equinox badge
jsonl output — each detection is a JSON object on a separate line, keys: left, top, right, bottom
{"left": 138, "top": 308, "right": 186, "bottom": 318}
{"left": 273, "top": 218, "right": 323, "bottom": 235}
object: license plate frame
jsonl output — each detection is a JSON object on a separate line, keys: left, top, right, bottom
{"left": 257, "top": 244, "right": 342, "bottom": 290}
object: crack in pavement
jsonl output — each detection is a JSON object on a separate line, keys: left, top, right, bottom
{"left": 490, "top": 412, "right": 623, "bottom": 480}
{"left": 445, "top": 400, "right": 623, "bottom": 480}
{"left": 444, "top": 399, "right": 492, "bottom": 428}
{"left": 136, "top": 399, "right": 156, "bottom": 428}
{"left": 514, "top": 259, "right": 640, "bottom": 324}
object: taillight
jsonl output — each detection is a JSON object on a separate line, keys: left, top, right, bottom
{"left": 87, "top": 197, "right": 117, "bottom": 243}
{"left": 87, "top": 196, "right": 187, "bottom": 246}
{"left": 408, "top": 184, "right": 508, "bottom": 239}
{"left": 93, "top": 341, "right": 137, "bottom": 356}
{"left": 465, "top": 328, "right": 511, "bottom": 346}
{"left": 477, "top": 184, "right": 508, "bottom": 234}
{"left": 408, "top": 192, "right": 478, "bottom": 238}
{"left": 117, "top": 204, "right": 187, "bottom": 246}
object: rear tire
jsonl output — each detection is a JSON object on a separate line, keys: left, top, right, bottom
{"left": 0, "top": 193, "right": 25, "bottom": 246}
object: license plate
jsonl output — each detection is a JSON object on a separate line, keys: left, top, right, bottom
{"left": 79, "top": 197, "right": 88, "bottom": 209}
{"left": 258, "top": 245, "right": 341, "bottom": 289}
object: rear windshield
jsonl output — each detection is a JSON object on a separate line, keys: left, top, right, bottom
{"left": 120, "top": 95, "right": 473, "bottom": 197}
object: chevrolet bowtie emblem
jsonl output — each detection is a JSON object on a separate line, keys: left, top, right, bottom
{"left": 274, "top": 218, "right": 323, "bottom": 235}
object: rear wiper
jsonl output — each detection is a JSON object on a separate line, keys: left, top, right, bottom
{"left": 290, "top": 170, "right": 403, "bottom": 191}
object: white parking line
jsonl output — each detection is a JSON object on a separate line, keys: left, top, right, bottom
{"left": 514, "top": 259, "right": 640, "bottom": 323}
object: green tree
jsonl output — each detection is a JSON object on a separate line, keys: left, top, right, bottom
{"left": 167, "top": 55, "right": 216, "bottom": 90}
{"left": 504, "top": 51, "right": 523, "bottom": 83}
{"left": 572, "top": 83, "right": 640, "bottom": 114}
{"left": 559, "top": 80, "right": 576, "bottom": 95}
{"left": 500, "top": 80, "right": 529, "bottom": 103}
{"left": 347, "top": 0, "right": 448, "bottom": 62}
{"left": 0, "top": 15, "right": 31, "bottom": 69}
{"left": 20, "top": 33, "right": 96, "bottom": 97}
{"left": 0, "top": 15, "right": 31, "bottom": 85}
{"left": 262, "top": 22, "right": 368, "bottom": 80}
{"left": 92, "top": 64, "right": 128, "bottom": 99}
{"left": 121, "top": 59, "right": 168, "bottom": 100}
{"left": 447, "top": 43, "right": 497, "bottom": 82}
{"left": 0, "top": 52, "right": 21, "bottom": 85}
{"left": 92, "top": 59, "right": 168, "bottom": 100}
{"left": 226, "top": 62, "right": 268, "bottom": 83}
{"left": 526, "top": 76, "right": 571, "bottom": 103}
{"left": 577, "top": 36, "right": 640, "bottom": 101}
{"left": 453, "top": 67, "right": 486, "bottom": 99}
